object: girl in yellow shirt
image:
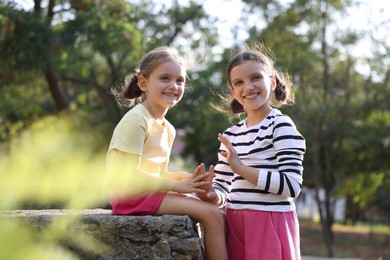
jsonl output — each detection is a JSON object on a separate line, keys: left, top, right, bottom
{"left": 107, "top": 46, "right": 228, "bottom": 260}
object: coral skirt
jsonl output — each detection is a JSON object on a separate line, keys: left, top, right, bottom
{"left": 111, "top": 192, "right": 166, "bottom": 216}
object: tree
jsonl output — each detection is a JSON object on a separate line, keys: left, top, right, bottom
{"left": 1, "top": 0, "right": 144, "bottom": 143}
{"left": 0, "top": 0, "right": 221, "bottom": 149}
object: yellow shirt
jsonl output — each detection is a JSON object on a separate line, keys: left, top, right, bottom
{"left": 106, "top": 103, "right": 175, "bottom": 176}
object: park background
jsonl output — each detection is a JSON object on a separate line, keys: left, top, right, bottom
{"left": 0, "top": 0, "right": 389, "bottom": 259}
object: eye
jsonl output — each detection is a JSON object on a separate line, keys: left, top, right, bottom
{"left": 252, "top": 75, "right": 263, "bottom": 81}
{"left": 232, "top": 80, "right": 243, "bottom": 87}
{"left": 160, "top": 75, "right": 169, "bottom": 81}
{"left": 176, "top": 77, "right": 185, "bottom": 85}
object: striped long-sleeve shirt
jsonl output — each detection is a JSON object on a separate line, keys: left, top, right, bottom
{"left": 213, "top": 109, "right": 306, "bottom": 212}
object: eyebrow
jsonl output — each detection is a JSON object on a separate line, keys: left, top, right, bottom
{"left": 231, "top": 72, "right": 263, "bottom": 82}
{"left": 158, "top": 72, "right": 185, "bottom": 77}
{"left": 157, "top": 72, "right": 186, "bottom": 79}
{"left": 231, "top": 78, "right": 242, "bottom": 84}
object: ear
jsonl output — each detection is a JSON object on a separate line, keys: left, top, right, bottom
{"left": 138, "top": 75, "right": 147, "bottom": 91}
{"left": 270, "top": 75, "right": 276, "bottom": 90}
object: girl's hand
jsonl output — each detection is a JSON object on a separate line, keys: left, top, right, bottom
{"left": 199, "top": 165, "right": 220, "bottom": 205}
{"left": 194, "top": 164, "right": 215, "bottom": 202}
{"left": 218, "top": 133, "right": 245, "bottom": 174}
{"left": 172, "top": 164, "right": 210, "bottom": 194}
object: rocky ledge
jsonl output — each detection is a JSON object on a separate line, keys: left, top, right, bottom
{"left": 4, "top": 209, "right": 203, "bottom": 260}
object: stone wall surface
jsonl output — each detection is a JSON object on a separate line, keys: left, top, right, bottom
{"left": 4, "top": 209, "right": 203, "bottom": 260}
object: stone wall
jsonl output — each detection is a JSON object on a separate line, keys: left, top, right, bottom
{"left": 6, "top": 209, "right": 203, "bottom": 260}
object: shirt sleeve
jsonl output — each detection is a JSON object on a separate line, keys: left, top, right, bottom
{"left": 256, "top": 116, "right": 306, "bottom": 198}
{"left": 212, "top": 142, "right": 232, "bottom": 208}
{"left": 106, "top": 148, "right": 140, "bottom": 174}
{"left": 108, "top": 112, "right": 147, "bottom": 155}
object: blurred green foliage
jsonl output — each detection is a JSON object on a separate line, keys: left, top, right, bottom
{"left": 0, "top": 115, "right": 171, "bottom": 259}
{"left": 0, "top": 116, "right": 107, "bottom": 259}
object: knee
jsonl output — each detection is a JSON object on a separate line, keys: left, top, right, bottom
{"left": 202, "top": 206, "right": 225, "bottom": 227}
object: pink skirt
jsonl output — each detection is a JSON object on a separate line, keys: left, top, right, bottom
{"left": 111, "top": 192, "right": 166, "bottom": 216}
{"left": 226, "top": 208, "right": 300, "bottom": 260}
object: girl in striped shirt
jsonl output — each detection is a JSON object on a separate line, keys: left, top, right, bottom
{"left": 197, "top": 45, "right": 306, "bottom": 260}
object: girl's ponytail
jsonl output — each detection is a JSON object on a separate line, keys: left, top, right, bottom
{"left": 110, "top": 71, "right": 143, "bottom": 109}
{"left": 274, "top": 75, "right": 287, "bottom": 102}
{"left": 273, "top": 72, "right": 295, "bottom": 107}
{"left": 123, "top": 72, "right": 142, "bottom": 99}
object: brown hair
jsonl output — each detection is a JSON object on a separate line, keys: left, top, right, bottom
{"left": 112, "top": 46, "right": 185, "bottom": 108}
{"left": 226, "top": 44, "right": 295, "bottom": 114}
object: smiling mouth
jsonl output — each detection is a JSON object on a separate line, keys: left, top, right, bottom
{"left": 163, "top": 92, "right": 178, "bottom": 97}
{"left": 244, "top": 93, "right": 259, "bottom": 99}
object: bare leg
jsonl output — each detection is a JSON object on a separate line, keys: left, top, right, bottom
{"left": 156, "top": 193, "right": 228, "bottom": 260}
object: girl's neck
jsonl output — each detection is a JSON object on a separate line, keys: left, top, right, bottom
{"left": 245, "top": 107, "right": 272, "bottom": 127}
{"left": 142, "top": 101, "right": 168, "bottom": 125}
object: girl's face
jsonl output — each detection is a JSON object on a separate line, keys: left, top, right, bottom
{"left": 229, "top": 60, "right": 275, "bottom": 115}
{"left": 139, "top": 61, "right": 186, "bottom": 111}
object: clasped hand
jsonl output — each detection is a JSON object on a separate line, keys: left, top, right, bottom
{"left": 192, "top": 164, "right": 220, "bottom": 205}
{"left": 178, "top": 133, "right": 245, "bottom": 205}
{"left": 173, "top": 164, "right": 210, "bottom": 194}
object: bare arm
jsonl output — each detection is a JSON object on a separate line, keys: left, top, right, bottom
{"left": 160, "top": 162, "right": 192, "bottom": 180}
{"left": 107, "top": 150, "right": 209, "bottom": 197}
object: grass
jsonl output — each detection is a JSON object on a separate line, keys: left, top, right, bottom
{"left": 300, "top": 220, "right": 390, "bottom": 259}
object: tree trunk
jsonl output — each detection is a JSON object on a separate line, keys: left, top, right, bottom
{"left": 34, "top": 0, "right": 69, "bottom": 113}
{"left": 318, "top": 0, "right": 334, "bottom": 257}
{"left": 45, "top": 63, "right": 69, "bottom": 112}
{"left": 312, "top": 135, "right": 334, "bottom": 257}
{"left": 323, "top": 187, "right": 334, "bottom": 257}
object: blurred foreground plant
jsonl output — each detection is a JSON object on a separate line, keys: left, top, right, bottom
{"left": 0, "top": 115, "right": 165, "bottom": 259}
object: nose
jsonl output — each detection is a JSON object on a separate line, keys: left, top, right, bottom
{"left": 168, "top": 82, "right": 179, "bottom": 89}
{"left": 244, "top": 81, "right": 254, "bottom": 90}
{"left": 171, "top": 79, "right": 184, "bottom": 89}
